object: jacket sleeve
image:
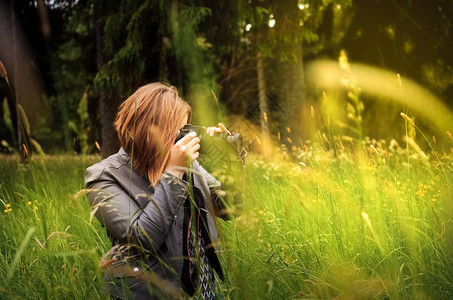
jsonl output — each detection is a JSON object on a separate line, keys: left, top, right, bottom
{"left": 194, "top": 160, "right": 244, "bottom": 220}
{"left": 86, "top": 170, "right": 188, "bottom": 252}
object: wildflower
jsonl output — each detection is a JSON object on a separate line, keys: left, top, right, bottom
{"left": 4, "top": 204, "right": 12, "bottom": 213}
{"left": 27, "top": 201, "right": 31, "bottom": 205}
{"left": 33, "top": 206, "right": 38, "bottom": 210}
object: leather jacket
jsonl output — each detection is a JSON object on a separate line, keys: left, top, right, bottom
{"left": 85, "top": 148, "right": 232, "bottom": 299}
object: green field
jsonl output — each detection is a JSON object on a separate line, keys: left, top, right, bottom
{"left": 1, "top": 137, "right": 452, "bottom": 299}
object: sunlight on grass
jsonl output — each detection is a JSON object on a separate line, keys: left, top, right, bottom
{"left": 1, "top": 60, "right": 453, "bottom": 298}
{"left": 307, "top": 59, "right": 453, "bottom": 133}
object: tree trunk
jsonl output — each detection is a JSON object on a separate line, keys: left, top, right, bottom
{"left": 256, "top": 51, "right": 270, "bottom": 156}
{"left": 11, "top": 0, "right": 29, "bottom": 162}
{"left": 273, "top": 0, "right": 306, "bottom": 150}
{"left": 100, "top": 91, "right": 121, "bottom": 158}
{"left": 95, "top": 2, "right": 120, "bottom": 158}
{"left": 36, "top": 0, "right": 51, "bottom": 39}
{"left": 276, "top": 44, "right": 305, "bottom": 149}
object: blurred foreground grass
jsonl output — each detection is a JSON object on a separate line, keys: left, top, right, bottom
{"left": 1, "top": 141, "right": 452, "bottom": 299}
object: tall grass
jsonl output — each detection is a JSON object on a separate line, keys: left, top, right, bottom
{"left": 1, "top": 54, "right": 452, "bottom": 298}
{"left": 219, "top": 140, "right": 453, "bottom": 299}
{"left": 1, "top": 135, "right": 452, "bottom": 299}
{"left": 0, "top": 155, "right": 109, "bottom": 299}
{"left": 2, "top": 63, "right": 453, "bottom": 298}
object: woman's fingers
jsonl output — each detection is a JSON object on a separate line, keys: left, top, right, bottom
{"left": 192, "top": 142, "right": 200, "bottom": 152}
{"left": 206, "top": 123, "right": 231, "bottom": 136}
{"left": 192, "top": 150, "right": 199, "bottom": 160}
{"left": 206, "top": 126, "right": 227, "bottom": 136}
{"left": 218, "top": 123, "right": 230, "bottom": 134}
{"left": 176, "top": 131, "right": 197, "bottom": 145}
{"left": 181, "top": 134, "right": 199, "bottom": 161}
{"left": 186, "top": 135, "right": 200, "bottom": 149}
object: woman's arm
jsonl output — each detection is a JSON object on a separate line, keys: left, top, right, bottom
{"left": 194, "top": 160, "right": 244, "bottom": 220}
{"left": 87, "top": 132, "right": 199, "bottom": 252}
{"left": 87, "top": 171, "right": 188, "bottom": 252}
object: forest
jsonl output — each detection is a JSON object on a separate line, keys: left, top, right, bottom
{"left": 1, "top": 0, "right": 453, "bottom": 299}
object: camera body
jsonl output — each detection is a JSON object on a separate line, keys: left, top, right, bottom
{"left": 175, "top": 124, "right": 243, "bottom": 158}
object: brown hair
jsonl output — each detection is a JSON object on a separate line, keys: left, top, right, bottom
{"left": 115, "top": 83, "right": 191, "bottom": 185}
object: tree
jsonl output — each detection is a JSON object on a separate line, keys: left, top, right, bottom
{"left": 212, "top": 0, "right": 353, "bottom": 148}
{"left": 0, "top": 0, "right": 53, "bottom": 157}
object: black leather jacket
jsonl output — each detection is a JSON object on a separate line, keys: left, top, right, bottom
{"left": 85, "top": 148, "right": 231, "bottom": 299}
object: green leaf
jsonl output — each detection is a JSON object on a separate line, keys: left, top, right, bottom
{"left": 17, "top": 104, "right": 30, "bottom": 136}
{"left": 30, "top": 138, "right": 45, "bottom": 155}
{"left": 2, "top": 97, "right": 13, "bottom": 133}
{"left": 68, "top": 120, "right": 78, "bottom": 133}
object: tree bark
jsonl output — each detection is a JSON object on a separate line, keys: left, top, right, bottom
{"left": 95, "top": 2, "right": 120, "bottom": 158}
{"left": 256, "top": 51, "right": 270, "bottom": 156}
{"left": 276, "top": 44, "right": 305, "bottom": 148}
{"left": 36, "top": 0, "right": 51, "bottom": 39}
{"left": 10, "top": 0, "right": 29, "bottom": 161}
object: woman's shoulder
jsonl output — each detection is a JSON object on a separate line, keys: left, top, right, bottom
{"left": 85, "top": 148, "right": 130, "bottom": 186}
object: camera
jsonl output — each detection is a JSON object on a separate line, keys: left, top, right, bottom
{"left": 175, "top": 124, "right": 243, "bottom": 158}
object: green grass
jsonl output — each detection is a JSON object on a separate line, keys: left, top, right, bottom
{"left": 1, "top": 142, "right": 452, "bottom": 299}
{"left": 218, "top": 143, "right": 453, "bottom": 299}
{"left": 0, "top": 155, "right": 109, "bottom": 299}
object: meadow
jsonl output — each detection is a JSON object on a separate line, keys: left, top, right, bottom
{"left": 0, "top": 131, "right": 452, "bottom": 299}
{"left": 2, "top": 2, "right": 452, "bottom": 298}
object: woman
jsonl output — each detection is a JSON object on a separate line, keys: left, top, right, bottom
{"left": 85, "top": 83, "right": 243, "bottom": 299}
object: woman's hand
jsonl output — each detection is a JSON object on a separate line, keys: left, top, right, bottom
{"left": 206, "top": 122, "right": 231, "bottom": 136}
{"left": 164, "top": 132, "right": 200, "bottom": 178}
